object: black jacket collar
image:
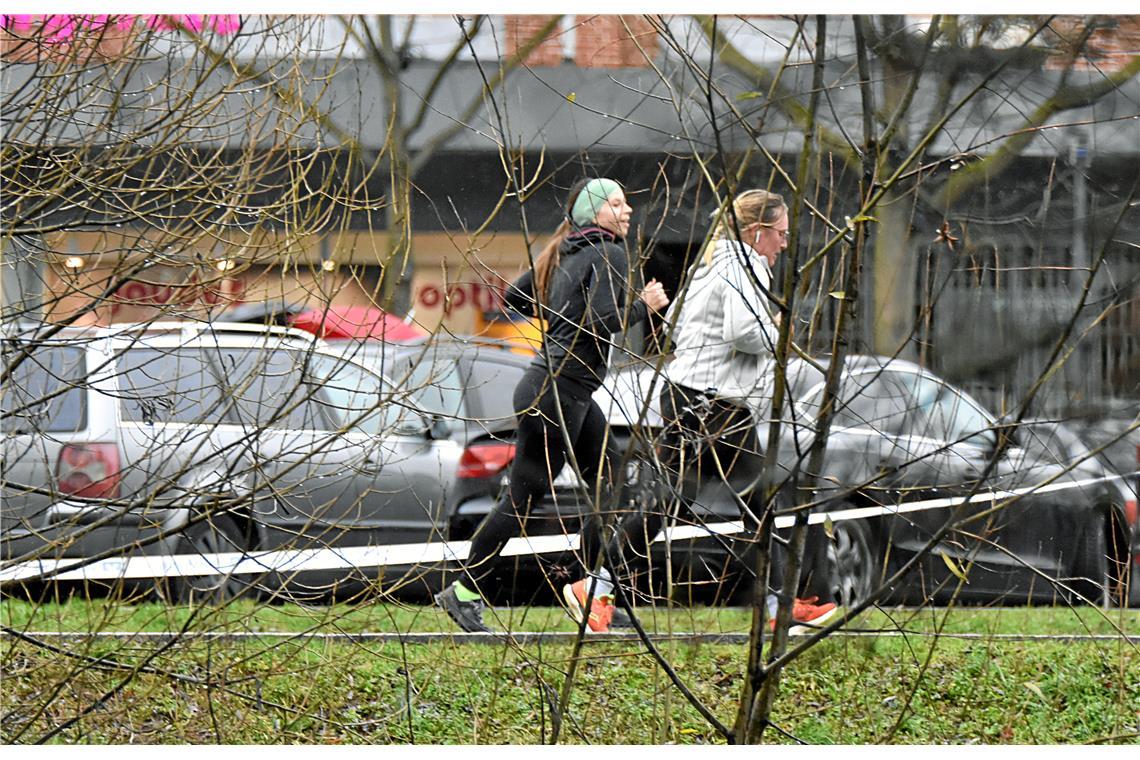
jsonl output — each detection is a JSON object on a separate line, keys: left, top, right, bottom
{"left": 563, "top": 227, "right": 619, "bottom": 253}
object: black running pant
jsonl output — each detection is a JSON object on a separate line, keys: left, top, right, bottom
{"left": 463, "top": 367, "right": 616, "bottom": 587}
{"left": 607, "top": 381, "right": 836, "bottom": 603}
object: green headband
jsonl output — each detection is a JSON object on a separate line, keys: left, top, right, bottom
{"left": 570, "top": 178, "right": 622, "bottom": 226}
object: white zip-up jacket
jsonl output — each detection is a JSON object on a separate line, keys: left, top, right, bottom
{"left": 665, "top": 238, "right": 780, "bottom": 412}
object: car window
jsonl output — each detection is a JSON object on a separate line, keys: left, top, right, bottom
{"left": 784, "top": 361, "right": 826, "bottom": 405}
{"left": 1, "top": 342, "right": 87, "bottom": 433}
{"left": 834, "top": 371, "right": 913, "bottom": 435}
{"left": 306, "top": 353, "right": 405, "bottom": 435}
{"left": 404, "top": 358, "right": 465, "bottom": 420}
{"left": 1021, "top": 421, "right": 1094, "bottom": 466}
{"left": 209, "top": 347, "right": 328, "bottom": 430}
{"left": 118, "top": 348, "right": 228, "bottom": 425}
{"left": 1047, "top": 422, "right": 1094, "bottom": 461}
{"left": 903, "top": 374, "right": 995, "bottom": 448}
{"left": 467, "top": 358, "right": 526, "bottom": 423}
{"left": 800, "top": 370, "right": 911, "bottom": 435}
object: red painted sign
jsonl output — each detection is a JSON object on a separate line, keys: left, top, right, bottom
{"left": 109, "top": 274, "right": 245, "bottom": 314}
{"left": 416, "top": 281, "right": 507, "bottom": 315}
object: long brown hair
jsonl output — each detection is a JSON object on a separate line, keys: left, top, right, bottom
{"left": 702, "top": 189, "right": 786, "bottom": 266}
{"left": 533, "top": 177, "right": 594, "bottom": 302}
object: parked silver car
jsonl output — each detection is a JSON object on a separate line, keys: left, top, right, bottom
{"left": 1, "top": 322, "right": 462, "bottom": 601}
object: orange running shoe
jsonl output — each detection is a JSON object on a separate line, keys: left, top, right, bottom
{"left": 562, "top": 579, "right": 615, "bottom": 633}
{"left": 769, "top": 596, "right": 839, "bottom": 634}
{"left": 791, "top": 596, "right": 838, "bottom": 626}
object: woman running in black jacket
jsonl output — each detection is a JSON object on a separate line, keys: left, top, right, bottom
{"left": 436, "top": 177, "right": 668, "bottom": 633}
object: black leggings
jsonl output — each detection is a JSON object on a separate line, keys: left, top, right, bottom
{"left": 463, "top": 367, "right": 617, "bottom": 586}
{"left": 606, "top": 382, "right": 835, "bottom": 603}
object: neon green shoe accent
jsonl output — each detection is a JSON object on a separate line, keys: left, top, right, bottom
{"left": 453, "top": 581, "right": 482, "bottom": 603}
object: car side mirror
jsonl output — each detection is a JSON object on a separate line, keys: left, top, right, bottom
{"left": 428, "top": 415, "right": 452, "bottom": 440}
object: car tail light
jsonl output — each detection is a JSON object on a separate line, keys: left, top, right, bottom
{"left": 457, "top": 442, "right": 515, "bottom": 479}
{"left": 56, "top": 443, "right": 121, "bottom": 499}
{"left": 1129, "top": 445, "right": 1140, "bottom": 527}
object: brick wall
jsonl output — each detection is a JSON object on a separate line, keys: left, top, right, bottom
{"left": 0, "top": 20, "right": 134, "bottom": 63}
{"left": 1046, "top": 15, "right": 1140, "bottom": 72}
{"left": 504, "top": 14, "right": 659, "bottom": 68}
{"left": 504, "top": 15, "right": 565, "bottom": 66}
{"left": 574, "top": 15, "right": 658, "bottom": 68}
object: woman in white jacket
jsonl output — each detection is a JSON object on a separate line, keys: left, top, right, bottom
{"left": 563, "top": 189, "right": 838, "bottom": 633}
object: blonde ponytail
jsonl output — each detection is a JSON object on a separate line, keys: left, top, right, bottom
{"left": 702, "top": 189, "right": 786, "bottom": 266}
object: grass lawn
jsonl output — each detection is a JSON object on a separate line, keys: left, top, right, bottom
{"left": 2, "top": 597, "right": 1137, "bottom": 744}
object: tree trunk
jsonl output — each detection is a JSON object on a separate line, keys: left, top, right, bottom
{"left": 870, "top": 191, "right": 916, "bottom": 358}
{"left": 380, "top": 149, "right": 413, "bottom": 314}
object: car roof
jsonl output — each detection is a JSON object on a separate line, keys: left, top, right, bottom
{"left": 843, "top": 354, "right": 924, "bottom": 376}
{"left": 328, "top": 336, "right": 533, "bottom": 366}
{"left": 4, "top": 320, "right": 323, "bottom": 344}
{"left": 803, "top": 354, "right": 924, "bottom": 377}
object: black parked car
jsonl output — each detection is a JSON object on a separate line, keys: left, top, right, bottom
{"left": 339, "top": 339, "right": 665, "bottom": 602}
{"left": 774, "top": 356, "right": 1136, "bottom": 607}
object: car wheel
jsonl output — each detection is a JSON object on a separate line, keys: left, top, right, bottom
{"left": 1071, "top": 519, "right": 1110, "bottom": 608}
{"left": 828, "top": 519, "right": 877, "bottom": 608}
{"left": 157, "top": 513, "right": 250, "bottom": 604}
{"left": 1129, "top": 557, "right": 1140, "bottom": 609}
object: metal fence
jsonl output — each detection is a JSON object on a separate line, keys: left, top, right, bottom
{"left": 924, "top": 237, "right": 1139, "bottom": 419}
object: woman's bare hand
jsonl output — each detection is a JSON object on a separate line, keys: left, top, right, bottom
{"left": 640, "top": 279, "right": 669, "bottom": 312}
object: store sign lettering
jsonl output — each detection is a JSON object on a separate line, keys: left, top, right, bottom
{"left": 110, "top": 275, "right": 245, "bottom": 313}
{"left": 416, "top": 282, "right": 505, "bottom": 315}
